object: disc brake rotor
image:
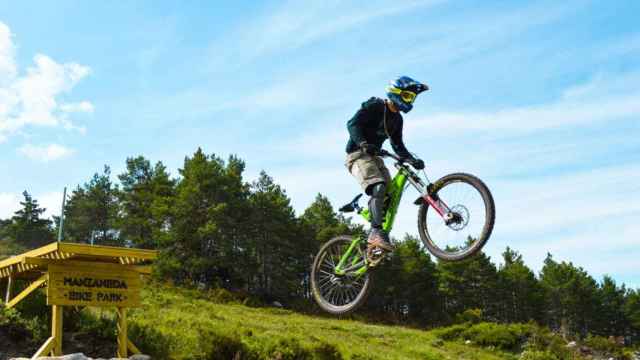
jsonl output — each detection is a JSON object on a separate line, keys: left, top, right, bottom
{"left": 446, "top": 204, "right": 470, "bottom": 231}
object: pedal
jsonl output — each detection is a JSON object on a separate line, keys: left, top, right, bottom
{"left": 367, "top": 248, "right": 385, "bottom": 268}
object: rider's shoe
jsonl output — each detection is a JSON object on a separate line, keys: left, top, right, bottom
{"left": 367, "top": 227, "right": 394, "bottom": 252}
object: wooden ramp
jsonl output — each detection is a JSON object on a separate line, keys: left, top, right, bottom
{"left": 0, "top": 242, "right": 157, "bottom": 280}
{"left": 0, "top": 242, "right": 157, "bottom": 359}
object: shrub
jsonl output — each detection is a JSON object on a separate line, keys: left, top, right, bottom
{"left": 434, "top": 322, "right": 536, "bottom": 351}
{"left": 519, "top": 350, "right": 560, "bottom": 360}
{"left": 583, "top": 335, "right": 628, "bottom": 359}
{"left": 522, "top": 325, "right": 577, "bottom": 360}
{"left": 0, "top": 307, "right": 33, "bottom": 341}
{"left": 311, "top": 342, "right": 342, "bottom": 360}
{"left": 455, "top": 308, "right": 483, "bottom": 324}
{"left": 461, "top": 323, "right": 536, "bottom": 351}
{"left": 432, "top": 323, "right": 470, "bottom": 340}
{"left": 1, "top": 297, "right": 48, "bottom": 344}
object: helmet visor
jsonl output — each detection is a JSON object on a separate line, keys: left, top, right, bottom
{"left": 400, "top": 90, "right": 417, "bottom": 104}
{"left": 388, "top": 86, "right": 417, "bottom": 104}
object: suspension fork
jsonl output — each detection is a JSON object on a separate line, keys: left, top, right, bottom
{"left": 406, "top": 171, "right": 452, "bottom": 220}
{"left": 424, "top": 194, "right": 451, "bottom": 218}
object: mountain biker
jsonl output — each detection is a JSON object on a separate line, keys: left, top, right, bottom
{"left": 345, "top": 76, "right": 428, "bottom": 254}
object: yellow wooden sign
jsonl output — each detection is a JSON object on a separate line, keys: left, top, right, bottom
{"left": 1, "top": 242, "right": 157, "bottom": 357}
{"left": 47, "top": 263, "right": 142, "bottom": 307}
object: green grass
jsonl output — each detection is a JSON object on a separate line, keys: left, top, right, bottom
{"left": 6, "top": 282, "right": 633, "bottom": 359}
{"left": 126, "top": 283, "right": 516, "bottom": 360}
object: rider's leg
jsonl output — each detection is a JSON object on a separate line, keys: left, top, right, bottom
{"left": 368, "top": 182, "right": 386, "bottom": 229}
{"left": 344, "top": 150, "right": 393, "bottom": 251}
{"left": 367, "top": 182, "right": 393, "bottom": 251}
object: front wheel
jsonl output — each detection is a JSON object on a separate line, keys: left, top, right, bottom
{"left": 418, "top": 173, "right": 495, "bottom": 261}
{"left": 311, "top": 235, "right": 372, "bottom": 316}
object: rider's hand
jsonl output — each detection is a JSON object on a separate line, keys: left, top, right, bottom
{"left": 359, "top": 142, "right": 378, "bottom": 156}
{"left": 410, "top": 158, "right": 425, "bottom": 170}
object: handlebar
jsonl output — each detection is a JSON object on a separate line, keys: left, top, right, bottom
{"left": 378, "top": 149, "right": 403, "bottom": 163}
{"left": 378, "top": 149, "right": 427, "bottom": 186}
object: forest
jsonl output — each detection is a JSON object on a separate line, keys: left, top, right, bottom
{"left": 1, "top": 148, "right": 639, "bottom": 345}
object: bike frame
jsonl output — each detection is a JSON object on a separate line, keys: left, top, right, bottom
{"left": 334, "top": 152, "right": 452, "bottom": 276}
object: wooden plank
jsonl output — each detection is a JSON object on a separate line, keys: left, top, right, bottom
{"left": 132, "top": 265, "right": 152, "bottom": 275}
{"left": 24, "top": 258, "right": 153, "bottom": 274}
{"left": 127, "top": 338, "right": 141, "bottom": 355}
{"left": 58, "top": 243, "right": 157, "bottom": 261}
{"left": 117, "top": 308, "right": 128, "bottom": 358}
{"left": 52, "top": 305, "right": 63, "bottom": 355}
{"left": 0, "top": 242, "right": 59, "bottom": 272}
{"left": 31, "top": 336, "right": 56, "bottom": 359}
{"left": 47, "top": 264, "right": 142, "bottom": 308}
{"left": 5, "top": 274, "right": 12, "bottom": 303}
{"left": 6, "top": 275, "right": 47, "bottom": 309}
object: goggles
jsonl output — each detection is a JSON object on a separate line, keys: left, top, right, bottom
{"left": 387, "top": 86, "right": 417, "bottom": 103}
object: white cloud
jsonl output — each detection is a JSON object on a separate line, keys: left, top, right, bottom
{"left": 38, "top": 191, "right": 64, "bottom": 218}
{"left": 0, "top": 191, "right": 63, "bottom": 219}
{"left": 208, "top": 0, "right": 446, "bottom": 69}
{"left": 0, "top": 22, "right": 16, "bottom": 83}
{"left": 0, "top": 192, "right": 20, "bottom": 219}
{"left": 0, "top": 21, "right": 92, "bottom": 142}
{"left": 60, "top": 101, "right": 94, "bottom": 113}
{"left": 406, "top": 70, "right": 640, "bottom": 140}
{"left": 18, "top": 143, "right": 75, "bottom": 162}
{"left": 250, "top": 0, "right": 445, "bottom": 54}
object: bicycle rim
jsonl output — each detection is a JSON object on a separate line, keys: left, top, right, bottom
{"left": 419, "top": 173, "right": 494, "bottom": 260}
{"left": 311, "top": 236, "right": 371, "bottom": 315}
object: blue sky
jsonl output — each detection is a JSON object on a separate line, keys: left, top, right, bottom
{"left": 0, "top": 1, "right": 638, "bottom": 287}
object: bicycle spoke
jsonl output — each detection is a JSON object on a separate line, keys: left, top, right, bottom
{"left": 319, "top": 269, "right": 334, "bottom": 277}
{"left": 320, "top": 262, "right": 334, "bottom": 272}
{"left": 346, "top": 287, "right": 357, "bottom": 301}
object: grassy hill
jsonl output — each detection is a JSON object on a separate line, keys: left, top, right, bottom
{"left": 126, "top": 284, "right": 516, "bottom": 360}
{"left": 2, "top": 282, "right": 634, "bottom": 359}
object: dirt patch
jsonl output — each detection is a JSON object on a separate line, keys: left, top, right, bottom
{"left": 0, "top": 329, "right": 118, "bottom": 360}
{"left": 0, "top": 326, "right": 38, "bottom": 360}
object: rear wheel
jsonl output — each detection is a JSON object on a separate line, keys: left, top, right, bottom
{"left": 418, "top": 173, "right": 495, "bottom": 261}
{"left": 311, "top": 235, "right": 372, "bottom": 315}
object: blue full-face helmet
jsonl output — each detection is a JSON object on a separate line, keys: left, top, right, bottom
{"left": 385, "top": 76, "right": 428, "bottom": 113}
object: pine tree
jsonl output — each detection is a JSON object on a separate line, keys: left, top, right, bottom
{"left": 117, "top": 156, "right": 175, "bottom": 249}
{"left": 436, "top": 248, "right": 500, "bottom": 321}
{"left": 367, "top": 235, "right": 443, "bottom": 325}
{"left": 625, "top": 289, "right": 640, "bottom": 342}
{"left": 539, "top": 254, "right": 599, "bottom": 337}
{"left": 248, "top": 171, "right": 303, "bottom": 301}
{"left": 497, "top": 247, "right": 544, "bottom": 323}
{"left": 162, "top": 149, "right": 250, "bottom": 288}
{"left": 300, "top": 193, "right": 357, "bottom": 249}
{"left": 63, "top": 166, "right": 121, "bottom": 245}
{"left": 594, "top": 276, "right": 628, "bottom": 337}
{"left": 8, "top": 191, "right": 54, "bottom": 249}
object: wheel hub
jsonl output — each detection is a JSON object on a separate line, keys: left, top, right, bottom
{"left": 445, "top": 205, "right": 470, "bottom": 231}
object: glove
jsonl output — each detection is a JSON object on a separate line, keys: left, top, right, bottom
{"left": 359, "top": 142, "right": 378, "bottom": 156}
{"left": 410, "top": 158, "right": 425, "bottom": 170}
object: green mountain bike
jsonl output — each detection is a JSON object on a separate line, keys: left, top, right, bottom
{"left": 311, "top": 149, "right": 495, "bottom": 315}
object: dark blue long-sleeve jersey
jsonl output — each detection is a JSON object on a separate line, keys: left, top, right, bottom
{"left": 345, "top": 97, "right": 413, "bottom": 159}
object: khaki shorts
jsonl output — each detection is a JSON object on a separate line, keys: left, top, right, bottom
{"left": 345, "top": 150, "right": 391, "bottom": 194}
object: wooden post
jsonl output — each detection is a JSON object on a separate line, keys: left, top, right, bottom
{"left": 6, "top": 275, "right": 47, "bottom": 309}
{"left": 5, "top": 274, "right": 12, "bottom": 303}
{"left": 117, "top": 307, "right": 128, "bottom": 358}
{"left": 52, "top": 305, "right": 63, "bottom": 356}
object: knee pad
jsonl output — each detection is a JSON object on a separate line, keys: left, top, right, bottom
{"left": 368, "top": 182, "right": 386, "bottom": 228}
{"left": 370, "top": 182, "right": 386, "bottom": 199}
